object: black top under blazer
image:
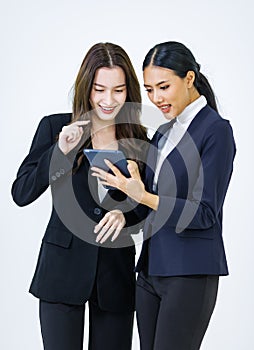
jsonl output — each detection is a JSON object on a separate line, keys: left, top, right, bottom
{"left": 136, "top": 105, "right": 236, "bottom": 276}
{"left": 12, "top": 113, "right": 140, "bottom": 311}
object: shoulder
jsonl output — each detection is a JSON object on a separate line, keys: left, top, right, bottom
{"left": 38, "top": 113, "right": 72, "bottom": 137}
{"left": 194, "top": 105, "right": 234, "bottom": 137}
{"left": 43, "top": 113, "right": 72, "bottom": 127}
{"left": 205, "top": 106, "right": 233, "bottom": 135}
{"left": 199, "top": 106, "right": 236, "bottom": 151}
{"left": 27, "top": 113, "right": 72, "bottom": 148}
{"left": 200, "top": 105, "right": 231, "bottom": 127}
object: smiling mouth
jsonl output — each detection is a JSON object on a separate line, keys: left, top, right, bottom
{"left": 159, "top": 104, "right": 172, "bottom": 113}
{"left": 99, "top": 105, "right": 116, "bottom": 112}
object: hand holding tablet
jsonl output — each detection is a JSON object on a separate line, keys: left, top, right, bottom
{"left": 83, "top": 149, "right": 130, "bottom": 189}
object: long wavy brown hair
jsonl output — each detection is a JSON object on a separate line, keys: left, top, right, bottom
{"left": 70, "top": 42, "right": 148, "bottom": 169}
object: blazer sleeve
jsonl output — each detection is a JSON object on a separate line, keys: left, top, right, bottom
{"left": 114, "top": 200, "right": 149, "bottom": 231}
{"left": 11, "top": 116, "right": 73, "bottom": 207}
{"left": 112, "top": 161, "right": 149, "bottom": 231}
{"left": 151, "top": 119, "right": 236, "bottom": 232}
{"left": 112, "top": 145, "right": 151, "bottom": 231}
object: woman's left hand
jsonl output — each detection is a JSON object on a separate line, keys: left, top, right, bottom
{"left": 94, "top": 209, "right": 126, "bottom": 243}
{"left": 91, "top": 160, "right": 146, "bottom": 203}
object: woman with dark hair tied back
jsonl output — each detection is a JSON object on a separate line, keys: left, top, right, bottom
{"left": 142, "top": 41, "right": 218, "bottom": 113}
{"left": 11, "top": 42, "right": 148, "bottom": 350}
{"left": 92, "top": 41, "right": 236, "bottom": 349}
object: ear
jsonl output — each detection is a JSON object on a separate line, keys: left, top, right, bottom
{"left": 186, "top": 71, "right": 195, "bottom": 88}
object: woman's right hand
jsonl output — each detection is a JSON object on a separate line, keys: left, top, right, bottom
{"left": 91, "top": 160, "right": 146, "bottom": 203}
{"left": 58, "top": 120, "right": 90, "bottom": 155}
{"left": 91, "top": 160, "right": 159, "bottom": 210}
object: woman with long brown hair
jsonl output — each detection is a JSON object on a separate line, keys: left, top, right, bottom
{"left": 11, "top": 42, "right": 148, "bottom": 350}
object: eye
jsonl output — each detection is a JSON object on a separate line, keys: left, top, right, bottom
{"left": 115, "top": 89, "right": 124, "bottom": 93}
{"left": 94, "top": 88, "right": 104, "bottom": 92}
{"left": 160, "top": 85, "right": 169, "bottom": 90}
{"left": 145, "top": 88, "right": 152, "bottom": 93}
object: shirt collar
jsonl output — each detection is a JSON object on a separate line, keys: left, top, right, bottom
{"left": 176, "top": 95, "right": 207, "bottom": 126}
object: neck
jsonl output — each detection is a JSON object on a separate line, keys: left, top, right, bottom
{"left": 91, "top": 115, "right": 117, "bottom": 150}
{"left": 189, "top": 88, "right": 200, "bottom": 105}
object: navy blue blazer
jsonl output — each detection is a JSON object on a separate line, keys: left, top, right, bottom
{"left": 136, "top": 105, "right": 236, "bottom": 276}
{"left": 12, "top": 113, "right": 140, "bottom": 310}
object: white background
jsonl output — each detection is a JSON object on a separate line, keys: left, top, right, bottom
{"left": 1, "top": 0, "right": 253, "bottom": 349}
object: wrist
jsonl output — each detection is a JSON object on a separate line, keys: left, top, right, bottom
{"left": 141, "top": 191, "right": 159, "bottom": 211}
{"left": 58, "top": 142, "right": 66, "bottom": 155}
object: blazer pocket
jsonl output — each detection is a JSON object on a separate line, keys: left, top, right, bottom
{"left": 42, "top": 226, "right": 73, "bottom": 248}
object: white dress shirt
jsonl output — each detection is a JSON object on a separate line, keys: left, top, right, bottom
{"left": 153, "top": 95, "right": 207, "bottom": 190}
{"left": 97, "top": 178, "right": 108, "bottom": 203}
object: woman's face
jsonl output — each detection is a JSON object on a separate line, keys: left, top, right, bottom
{"left": 143, "top": 65, "right": 196, "bottom": 119}
{"left": 90, "top": 66, "right": 127, "bottom": 122}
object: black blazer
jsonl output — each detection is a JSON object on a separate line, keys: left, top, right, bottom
{"left": 12, "top": 113, "right": 140, "bottom": 311}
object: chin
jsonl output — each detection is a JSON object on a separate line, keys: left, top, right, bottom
{"left": 164, "top": 113, "right": 174, "bottom": 120}
{"left": 97, "top": 112, "right": 117, "bottom": 121}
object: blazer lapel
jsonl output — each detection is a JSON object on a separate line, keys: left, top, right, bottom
{"left": 156, "top": 105, "right": 210, "bottom": 189}
{"left": 145, "top": 120, "right": 176, "bottom": 192}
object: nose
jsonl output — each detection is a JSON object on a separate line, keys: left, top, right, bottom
{"left": 103, "top": 91, "right": 114, "bottom": 106}
{"left": 151, "top": 89, "right": 163, "bottom": 104}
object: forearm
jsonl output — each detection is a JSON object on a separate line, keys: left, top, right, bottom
{"left": 12, "top": 116, "right": 74, "bottom": 207}
{"left": 141, "top": 191, "right": 159, "bottom": 211}
{"left": 12, "top": 144, "right": 73, "bottom": 206}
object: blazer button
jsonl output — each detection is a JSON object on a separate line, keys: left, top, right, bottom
{"left": 60, "top": 168, "right": 65, "bottom": 174}
{"left": 93, "top": 208, "right": 102, "bottom": 215}
{"left": 51, "top": 175, "right": 57, "bottom": 181}
{"left": 56, "top": 172, "right": 60, "bottom": 177}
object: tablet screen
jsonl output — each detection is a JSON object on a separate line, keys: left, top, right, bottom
{"left": 83, "top": 149, "right": 130, "bottom": 177}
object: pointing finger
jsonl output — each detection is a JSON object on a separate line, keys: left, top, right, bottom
{"left": 127, "top": 161, "right": 140, "bottom": 180}
{"left": 75, "top": 120, "right": 90, "bottom": 125}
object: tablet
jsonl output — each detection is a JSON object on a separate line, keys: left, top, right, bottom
{"left": 83, "top": 149, "right": 130, "bottom": 180}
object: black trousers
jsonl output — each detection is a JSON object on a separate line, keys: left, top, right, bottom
{"left": 39, "top": 300, "right": 134, "bottom": 350}
{"left": 136, "top": 271, "right": 219, "bottom": 350}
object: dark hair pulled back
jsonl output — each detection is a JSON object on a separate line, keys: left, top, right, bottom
{"left": 143, "top": 41, "right": 218, "bottom": 112}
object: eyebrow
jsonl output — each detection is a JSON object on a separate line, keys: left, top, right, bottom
{"left": 93, "top": 83, "right": 126, "bottom": 88}
{"left": 144, "top": 80, "right": 170, "bottom": 87}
